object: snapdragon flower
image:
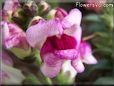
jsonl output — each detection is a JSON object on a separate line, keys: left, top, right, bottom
{"left": 26, "top": 8, "right": 97, "bottom": 78}
{"left": 1, "top": 22, "right": 31, "bottom": 59}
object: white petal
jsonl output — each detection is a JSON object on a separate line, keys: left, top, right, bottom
{"left": 62, "top": 60, "right": 77, "bottom": 78}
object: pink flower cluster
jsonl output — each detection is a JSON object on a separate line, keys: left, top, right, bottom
{"left": 1, "top": 0, "right": 97, "bottom": 79}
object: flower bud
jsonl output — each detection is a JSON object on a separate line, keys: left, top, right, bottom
{"left": 47, "top": 8, "right": 67, "bottom": 20}
{"left": 12, "top": 8, "right": 25, "bottom": 26}
{"left": 1, "top": 22, "right": 31, "bottom": 59}
{"left": 23, "top": 1, "right": 38, "bottom": 17}
{"left": 28, "top": 16, "right": 43, "bottom": 27}
{"left": 55, "top": 7, "right": 68, "bottom": 20}
{"left": 46, "top": 9, "right": 57, "bottom": 19}
{"left": 38, "top": 1, "right": 50, "bottom": 15}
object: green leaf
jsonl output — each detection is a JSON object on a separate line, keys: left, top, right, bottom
{"left": 87, "top": 22, "right": 107, "bottom": 32}
{"left": 83, "top": 14, "right": 101, "bottom": 22}
{"left": 94, "top": 77, "right": 114, "bottom": 85}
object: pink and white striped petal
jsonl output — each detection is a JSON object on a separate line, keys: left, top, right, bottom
{"left": 41, "top": 53, "right": 64, "bottom": 78}
{"left": 62, "top": 8, "right": 82, "bottom": 28}
{"left": 1, "top": 22, "right": 28, "bottom": 50}
{"left": 54, "top": 49, "right": 78, "bottom": 60}
{"left": 41, "top": 62, "right": 62, "bottom": 78}
{"left": 55, "top": 7, "right": 68, "bottom": 20}
{"left": 26, "top": 19, "right": 63, "bottom": 49}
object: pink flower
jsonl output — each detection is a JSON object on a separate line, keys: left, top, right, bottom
{"left": 1, "top": 21, "right": 31, "bottom": 59}
{"left": 3, "top": 0, "right": 20, "bottom": 13}
{"left": 26, "top": 8, "right": 97, "bottom": 78}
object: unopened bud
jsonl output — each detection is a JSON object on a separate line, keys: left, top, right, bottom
{"left": 12, "top": 8, "right": 25, "bottom": 26}
{"left": 29, "top": 16, "right": 43, "bottom": 27}
{"left": 55, "top": 7, "right": 68, "bottom": 20}
{"left": 46, "top": 9, "right": 56, "bottom": 19}
{"left": 23, "top": 1, "right": 38, "bottom": 17}
{"left": 38, "top": 1, "right": 50, "bottom": 15}
{"left": 47, "top": 8, "right": 67, "bottom": 20}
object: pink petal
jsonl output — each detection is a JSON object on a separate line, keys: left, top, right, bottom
{"left": 40, "top": 37, "right": 54, "bottom": 59}
{"left": 64, "top": 25, "right": 82, "bottom": 49}
{"left": 49, "top": 34, "right": 77, "bottom": 50}
{"left": 43, "top": 53, "right": 63, "bottom": 66}
{"left": 80, "top": 41, "right": 97, "bottom": 64}
{"left": 1, "top": 22, "right": 10, "bottom": 39}
{"left": 8, "top": 23, "right": 23, "bottom": 33}
{"left": 54, "top": 49, "right": 78, "bottom": 60}
{"left": 3, "top": 0, "right": 20, "bottom": 12}
{"left": 26, "top": 19, "right": 63, "bottom": 49}
{"left": 5, "top": 33, "right": 28, "bottom": 50}
{"left": 3, "top": 0, "right": 14, "bottom": 11}
{"left": 1, "top": 22, "right": 28, "bottom": 50}
{"left": 71, "top": 58, "right": 85, "bottom": 73}
{"left": 40, "top": 34, "right": 77, "bottom": 59}
{"left": 41, "top": 53, "right": 64, "bottom": 78}
{"left": 82, "top": 54, "right": 97, "bottom": 64}
{"left": 1, "top": 22, "right": 23, "bottom": 40}
{"left": 41, "top": 62, "right": 62, "bottom": 78}
{"left": 62, "top": 8, "right": 82, "bottom": 28}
